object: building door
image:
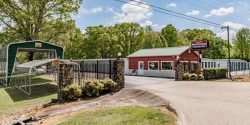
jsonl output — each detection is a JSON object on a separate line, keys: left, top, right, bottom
{"left": 137, "top": 61, "right": 144, "bottom": 75}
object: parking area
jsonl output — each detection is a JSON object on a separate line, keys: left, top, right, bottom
{"left": 125, "top": 75, "right": 174, "bottom": 88}
{"left": 125, "top": 75, "right": 250, "bottom": 125}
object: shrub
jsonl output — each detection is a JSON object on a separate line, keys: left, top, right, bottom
{"left": 82, "top": 80, "right": 104, "bottom": 97}
{"left": 203, "top": 69, "right": 227, "bottom": 80}
{"left": 182, "top": 73, "right": 191, "bottom": 80}
{"left": 62, "top": 84, "right": 82, "bottom": 101}
{"left": 197, "top": 74, "right": 204, "bottom": 80}
{"left": 190, "top": 73, "right": 197, "bottom": 80}
{"left": 100, "top": 78, "right": 118, "bottom": 93}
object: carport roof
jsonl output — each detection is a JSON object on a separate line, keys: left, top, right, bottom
{"left": 16, "top": 59, "right": 79, "bottom": 73}
{"left": 127, "top": 46, "right": 190, "bottom": 57}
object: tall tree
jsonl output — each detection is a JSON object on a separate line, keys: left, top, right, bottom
{"left": 84, "top": 25, "right": 123, "bottom": 59}
{"left": 0, "top": 0, "right": 82, "bottom": 41}
{"left": 233, "top": 28, "right": 250, "bottom": 60}
{"left": 161, "top": 24, "right": 178, "bottom": 47}
{"left": 114, "top": 22, "right": 144, "bottom": 56}
{"left": 64, "top": 26, "right": 85, "bottom": 59}
{"left": 143, "top": 26, "right": 167, "bottom": 48}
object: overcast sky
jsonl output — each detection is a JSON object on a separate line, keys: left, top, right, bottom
{"left": 72, "top": 0, "right": 249, "bottom": 41}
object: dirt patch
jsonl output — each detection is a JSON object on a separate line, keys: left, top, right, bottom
{"left": 233, "top": 75, "right": 250, "bottom": 82}
{"left": 0, "top": 89, "right": 178, "bottom": 125}
{"left": 210, "top": 75, "right": 250, "bottom": 82}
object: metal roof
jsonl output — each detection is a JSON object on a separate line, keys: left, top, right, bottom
{"left": 127, "top": 46, "right": 190, "bottom": 57}
{"left": 16, "top": 59, "right": 79, "bottom": 73}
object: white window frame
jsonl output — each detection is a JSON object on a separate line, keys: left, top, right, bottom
{"left": 148, "top": 61, "right": 159, "bottom": 70}
{"left": 161, "top": 61, "right": 173, "bottom": 71}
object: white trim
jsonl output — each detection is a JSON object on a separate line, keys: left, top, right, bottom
{"left": 148, "top": 61, "right": 159, "bottom": 70}
{"left": 191, "top": 61, "right": 199, "bottom": 63}
{"left": 161, "top": 61, "right": 173, "bottom": 71}
{"left": 7, "top": 40, "right": 63, "bottom": 49}
{"left": 180, "top": 61, "right": 188, "bottom": 63}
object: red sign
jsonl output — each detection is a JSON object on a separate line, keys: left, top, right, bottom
{"left": 191, "top": 40, "right": 209, "bottom": 50}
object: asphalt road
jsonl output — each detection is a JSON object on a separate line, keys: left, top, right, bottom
{"left": 125, "top": 75, "right": 250, "bottom": 125}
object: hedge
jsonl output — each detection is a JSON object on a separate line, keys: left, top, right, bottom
{"left": 203, "top": 69, "right": 227, "bottom": 80}
{"left": 182, "top": 73, "right": 204, "bottom": 81}
{"left": 61, "top": 84, "right": 82, "bottom": 101}
{"left": 62, "top": 78, "right": 118, "bottom": 100}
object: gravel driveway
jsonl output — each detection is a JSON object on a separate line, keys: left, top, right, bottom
{"left": 125, "top": 75, "right": 250, "bottom": 125}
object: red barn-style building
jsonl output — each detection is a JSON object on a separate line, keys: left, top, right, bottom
{"left": 127, "top": 46, "right": 200, "bottom": 78}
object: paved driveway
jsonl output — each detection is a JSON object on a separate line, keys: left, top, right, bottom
{"left": 125, "top": 75, "right": 250, "bottom": 125}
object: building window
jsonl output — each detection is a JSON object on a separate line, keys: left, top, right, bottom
{"left": 208, "top": 62, "right": 211, "bottom": 68}
{"left": 214, "top": 62, "right": 216, "bottom": 68}
{"left": 161, "top": 61, "right": 172, "bottom": 70}
{"left": 148, "top": 61, "right": 159, "bottom": 70}
{"left": 205, "top": 62, "right": 207, "bottom": 68}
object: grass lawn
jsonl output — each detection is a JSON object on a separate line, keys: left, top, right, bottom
{"left": 58, "top": 106, "right": 177, "bottom": 125}
{"left": 0, "top": 83, "right": 57, "bottom": 115}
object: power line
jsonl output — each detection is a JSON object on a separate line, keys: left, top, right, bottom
{"left": 128, "top": 0, "right": 222, "bottom": 27}
{"left": 114, "top": 0, "right": 239, "bottom": 31}
{"left": 227, "top": 0, "right": 250, "bottom": 12}
{"left": 114, "top": 0, "right": 221, "bottom": 28}
{"left": 184, "top": 0, "right": 246, "bottom": 23}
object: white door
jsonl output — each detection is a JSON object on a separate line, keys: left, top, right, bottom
{"left": 137, "top": 61, "right": 144, "bottom": 75}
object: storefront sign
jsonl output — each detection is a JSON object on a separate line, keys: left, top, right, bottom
{"left": 52, "top": 60, "right": 60, "bottom": 65}
{"left": 191, "top": 40, "right": 209, "bottom": 50}
{"left": 35, "top": 42, "right": 42, "bottom": 48}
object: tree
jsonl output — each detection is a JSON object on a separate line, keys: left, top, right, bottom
{"left": 83, "top": 25, "right": 123, "bottom": 59}
{"left": 0, "top": 0, "right": 82, "bottom": 41}
{"left": 233, "top": 28, "right": 250, "bottom": 61}
{"left": 64, "top": 26, "right": 85, "bottom": 59}
{"left": 143, "top": 26, "right": 167, "bottom": 48}
{"left": 161, "top": 24, "right": 178, "bottom": 47}
{"left": 114, "top": 22, "right": 144, "bottom": 56}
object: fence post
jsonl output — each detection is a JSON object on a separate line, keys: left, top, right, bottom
{"left": 109, "top": 59, "right": 112, "bottom": 79}
{"left": 96, "top": 60, "right": 99, "bottom": 79}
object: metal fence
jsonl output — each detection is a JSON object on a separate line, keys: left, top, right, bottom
{"left": 230, "top": 62, "right": 250, "bottom": 77}
{"left": 73, "top": 59, "right": 115, "bottom": 85}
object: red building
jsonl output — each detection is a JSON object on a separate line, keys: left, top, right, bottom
{"left": 127, "top": 46, "right": 200, "bottom": 78}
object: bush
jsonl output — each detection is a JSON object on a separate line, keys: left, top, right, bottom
{"left": 62, "top": 84, "right": 82, "bottom": 101}
{"left": 100, "top": 78, "right": 118, "bottom": 93}
{"left": 190, "top": 73, "right": 197, "bottom": 80}
{"left": 182, "top": 73, "right": 191, "bottom": 80}
{"left": 197, "top": 74, "right": 204, "bottom": 80}
{"left": 203, "top": 69, "right": 227, "bottom": 80}
{"left": 82, "top": 80, "right": 104, "bottom": 97}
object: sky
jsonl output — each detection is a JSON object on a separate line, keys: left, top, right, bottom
{"left": 73, "top": 0, "right": 250, "bottom": 41}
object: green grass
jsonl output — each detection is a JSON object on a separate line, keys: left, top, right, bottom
{"left": 58, "top": 106, "right": 176, "bottom": 125}
{"left": 0, "top": 83, "right": 57, "bottom": 115}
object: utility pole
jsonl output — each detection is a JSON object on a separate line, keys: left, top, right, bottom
{"left": 222, "top": 26, "right": 232, "bottom": 79}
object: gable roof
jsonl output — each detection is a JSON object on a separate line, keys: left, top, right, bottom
{"left": 127, "top": 46, "right": 190, "bottom": 58}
